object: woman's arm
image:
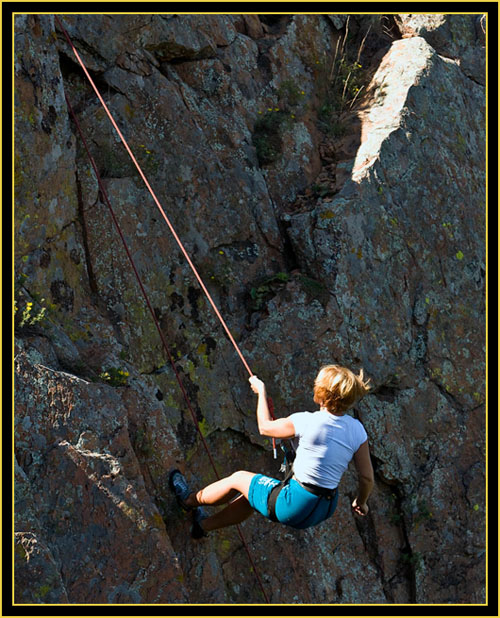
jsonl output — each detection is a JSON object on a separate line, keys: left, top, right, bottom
{"left": 249, "top": 376, "right": 296, "bottom": 439}
{"left": 352, "top": 440, "right": 374, "bottom": 516}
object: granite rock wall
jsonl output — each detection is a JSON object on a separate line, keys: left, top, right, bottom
{"left": 14, "top": 13, "right": 486, "bottom": 604}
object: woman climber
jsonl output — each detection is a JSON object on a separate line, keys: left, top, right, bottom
{"left": 169, "top": 364, "right": 374, "bottom": 538}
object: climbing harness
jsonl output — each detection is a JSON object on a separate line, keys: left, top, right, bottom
{"left": 267, "top": 463, "right": 295, "bottom": 523}
{"left": 278, "top": 436, "right": 297, "bottom": 477}
{"left": 54, "top": 14, "right": 273, "bottom": 603}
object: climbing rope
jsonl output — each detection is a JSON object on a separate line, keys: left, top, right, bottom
{"left": 55, "top": 15, "right": 252, "bottom": 375}
{"left": 55, "top": 15, "right": 271, "bottom": 603}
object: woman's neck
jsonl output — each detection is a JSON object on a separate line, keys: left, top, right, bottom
{"left": 320, "top": 405, "right": 344, "bottom": 416}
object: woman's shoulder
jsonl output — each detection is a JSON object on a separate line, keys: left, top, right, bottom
{"left": 290, "top": 410, "right": 314, "bottom": 419}
{"left": 346, "top": 415, "right": 368, "bottom": 442}
{"left": 339, "top": 413, "right": 366, "bottom": 431}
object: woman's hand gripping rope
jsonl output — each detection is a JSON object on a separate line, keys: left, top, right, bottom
{"left": 249, "top": 375, "right": 266, "bottom": 395}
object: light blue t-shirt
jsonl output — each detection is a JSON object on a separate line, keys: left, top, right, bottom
{"left": 290, "top": 410, "right": 368, "bottom": 489}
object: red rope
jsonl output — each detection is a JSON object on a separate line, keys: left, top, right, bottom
{"left": 54, "top": 15, "right": 253, "bottom": 378}
{"left": 59, "top": 27, "right": 270, "bottom": 603}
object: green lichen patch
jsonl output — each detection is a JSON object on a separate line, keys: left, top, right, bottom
{"left": 249, "top": 272, "right": 289, "bottom": 311}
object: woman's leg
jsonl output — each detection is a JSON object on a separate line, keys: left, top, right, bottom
{"left": 184, "top": 470, "right": 256, "bottom": 509}
{"left": 202, "top": 494, "right": 255, "bottom": 531}
{"left": 183, "top": 471, "right": 257, "bottom": 534}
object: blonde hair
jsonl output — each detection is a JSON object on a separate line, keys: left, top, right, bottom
{"left": 313, "top": 364, "right": 371, "bottom": 414}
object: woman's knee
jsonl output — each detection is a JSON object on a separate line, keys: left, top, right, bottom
{"left": 230, "top": 470, "right": 254, "bottom": 482}
{"left": 229, "top": 470, "right": 255, "bottom": 495}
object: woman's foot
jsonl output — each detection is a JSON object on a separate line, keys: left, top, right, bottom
{"left": 191, "top": 507, "right": 209, "bottom": 539}
{"left": 169, "top": 469, "right": 197, "bottom": 511}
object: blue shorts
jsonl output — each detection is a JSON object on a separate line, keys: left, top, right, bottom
{"left": 248, "top": 474, "right": 338, "bottom": 529}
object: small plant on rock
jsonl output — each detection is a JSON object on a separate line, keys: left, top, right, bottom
{"left": 253, "top": 79, "right": 306, "bottom": 166}
{"left": 99, "top": 367, "right": 130, "bottom": 387}
{"left": 253, "top": 109, "right": 293, "bottom": 166}
{"left": 14, "top": 275, "right": 48, "bottom": 333}
{"left": 316, "top": 17, "right": 371, "bottom": 135}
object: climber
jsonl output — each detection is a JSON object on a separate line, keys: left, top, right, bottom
{"left": 169, "top": 364, "right": 374, "bottom": 538}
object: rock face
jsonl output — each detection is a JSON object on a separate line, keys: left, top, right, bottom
{"left": 14, "top": 13, "right": 486, "bottom": 604}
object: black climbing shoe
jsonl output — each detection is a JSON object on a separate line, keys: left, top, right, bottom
{"left": 191, "top": 507, "right": 209, "bottom": 539}
{"left": 169, "top": 469, "right": 195, "bottom": 511}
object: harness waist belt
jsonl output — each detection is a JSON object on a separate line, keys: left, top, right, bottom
{"left": 293, "top": 476, "right": 338, "bottom": 498}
